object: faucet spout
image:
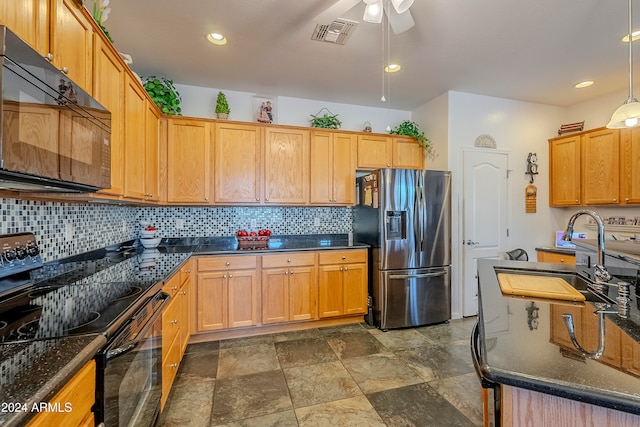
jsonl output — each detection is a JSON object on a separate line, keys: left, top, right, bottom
{"left": 563, "top": 209, "right": 611, "bottom": 286}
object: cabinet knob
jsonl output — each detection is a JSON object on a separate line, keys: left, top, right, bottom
{"left": 344, "top": 267, "right": 349, "bottom": 271}
{"left": 256, "top": 198, "right": 260, "bottom": 201}
{"left": 285, "top": 271, "right": 289, "bottom": 275}
{"left": 60, "top": 66, "right": 69, "bottom": 75}
{"left": 170, "top": 363, "right": 178, "bottom": 368}
{"left": 290, "top": 270, "right": 294, "bottom": 275}
{"left": 186, "top": 269, "right": 191, "bottom": 273}
{"left": 340, "top": 267, "right": 344, "bottom": 271}
{"left": 266, "top": 197, "right": 269, "bottom": 201}
{"left": 229, "top": 274, "right": 233, "bottom": 279}
{"left": 342, "top": 256, "right": 346, "bottom": 260}
{"left": 44, "top": 53, "right": 54, "bottom": 62}
{"left": 613, "top": 198, "right": 617, "bottom": 202}
{"left": 171, "top": 319, "right": 178, "bottom": 324}
{"left": 626, "top": 197, "right": 630, "bottom": 202}
{"left": 223, "top": 274, "right": 227, "bottom": 279}
{"left": 575, "top": 200, "right": 579, "bottom": 204}
{"left": 181, "top": 291, "right": 187, "bottom": 295}
{"left": 287, "top": 258, "right": 291, "bottom": 263}
{"left": 172, "top": 286, "right": 178, "bottom": 291}
{"left": 559, "top": 259, "right": 565, "bottom": 263}
{"left": 226, "top": 261, "right": 231, "bottom": 266}
{"left": 205, "top": 197, "right": 209, "bottom": 202}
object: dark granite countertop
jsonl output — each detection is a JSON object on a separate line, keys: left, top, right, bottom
{"left": 0, "top": 233, "right": 366, "bottom": 424}
{"left": 0, "top": 334, "right": 107, "bottom": 427}
{"left": 535, "top": 246, "right": 576, "bottom": 255}
{"left": 476, "top": 259, "right": 640, "bottom": 416}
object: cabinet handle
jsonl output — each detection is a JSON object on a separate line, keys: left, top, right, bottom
{"left": 290, "top": 270, "right": 294, "bottom": 275}
{"left": 626, "top": 197, "right": 630, "bottom": 202}
{"left": 170, "top": 363, "right": 178, "bottom": 368}
{"left": 256, "top": 198, "right": 260, "bottom": 201}
{"left": 342, "top": 256, "right": 346, "bottom": 260}
{"left": 287, "top": 258, "right": 291, "bottom": 263}
{"left": 226, "top": 261, "right": 231, "bottom": 266}
{"left": 266, "top": 197, "right": 270, "bottom": 201}
{"left": 285, "top": 271, "right": 288, "bottom": 275}
{"left": 344, "top": 267, "right": 348, "bottom": 271}
{"left": 560, "top": 259, "right": 565, "bottom": 263}
{"left": 181, "top": 291, "right": 187, "bottom": 295}
{"left": 205, "top": 197, "right": 209, "bottom": 202}
{"left": 60, "top": 66, "right": 69, "bottom": 74}
{"left": 575, "top": 200, "right": 579, "bottom": 204}
{"left": 171, "top": 319, "right": 178, "bottom": 324}
{"left": 172, "top": 286, "right": 178, "bottom": 291}
{"left": 340, "top": 267, "right": 344, "bottom": 271}
{"left": 613, "top": 198, "right": 617, "bottom": 202}
{"left": 44, "top": 53, "right": 54, "bottom": 62}
{"left": 186, "top": 269, "right": 191, "bottom": 273}
{"left": 223, "top": 274, "right": 227, "bottom": 279}
{"left": 229, "top": 274, "right": 233, "bottom": 279}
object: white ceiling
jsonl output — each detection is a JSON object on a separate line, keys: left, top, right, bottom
{"left": 103, "top": 0, "right": 640, "bottom": 111}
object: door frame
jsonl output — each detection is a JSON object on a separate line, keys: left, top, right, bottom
{"left": 453, "top": 147, "right": 511, "bottom": 318}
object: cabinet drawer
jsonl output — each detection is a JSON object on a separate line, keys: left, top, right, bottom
{"left": 198, "top": 255, "right": 258, "bottom": 271}
{"left": 537, "top": 251, "right": 576, "bottom": 264}
{"left": 262, "top": 252, "right": 316, "bottom": 268}
{"left": 162, "top": 273, "right": 181, "bottom": 298}
{"left": 161, "top": 332, "right": 182, "bottom": 410}
{"left": 162, "top": 298, "right": 181, "bottom": 360}
{"left": 318, "top": 249, "right": 367, "bottom": 265}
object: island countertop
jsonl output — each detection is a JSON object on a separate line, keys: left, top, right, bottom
{"left": 475, "top": 259, "right": 640, "bottom": 417}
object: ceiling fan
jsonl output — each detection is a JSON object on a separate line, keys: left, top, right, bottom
{"left": 314, "top": 0, "right": 415, "bottom": 35}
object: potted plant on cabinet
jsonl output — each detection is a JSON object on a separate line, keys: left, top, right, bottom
{"left": 142, "top": 76, "right": 182, "bottom": 115}
{"left": 215, "top": 92, "right": 231, "bottom": 119}
{"left": 309, "top": 108, "right": 341, "bottom": 129}
{"left": 389, "top": 120, "right": 435, "bottom": 158}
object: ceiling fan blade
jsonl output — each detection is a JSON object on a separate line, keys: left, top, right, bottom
{"left": 313, "top": 0, "right": 362, "bottom": 23}
{"left": 384, "top": 3, "right": 415, "bottom": 34}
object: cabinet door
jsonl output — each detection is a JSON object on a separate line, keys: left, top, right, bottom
{"left": 332, "top": 133, "right": 357, "bottom": 204}
{"left": 357, "top": 134, "right": 392, "bottom": 169}
{"left": 197, "top": 272, "right": 227, "bottom": 331}
{"left": 167, "top": 118, "right": 212, "bottom": 204}
{"left": 179, "top": 280, "right": 191, "bottom": 354}
{"left": 318, "top": 265, "right": 344, "bottom": 318}
{"left": 92, "top": 35, "right": 124, "bottom": 197}
{"left": 145, "top": 104, "right": 160, "bottom": 201}
{"left": 310, "top": 131, "right": 333, "bottom": 204}
{"left": 0, "top": 0, "right": 49, "bottom": 54}
{"left": 264, "top": 127, "right": 310, "bottom": 204}
{"left": 262, "top": 268, "right": 289, "bottom": 324}
{"left": 343, "top": 263, "right": 368, "bottom": 315}
{"left": 620, "top": 128, "right": 640, "bottom": 204}
{"left": 228, "top": 270, "right": 258, "bottom": 328}
{"left": 214, "top": 123, "right": 262, "bottom": 204}
{"left": 582, "top": 128, "right": 619, "bottom": 205}
{"left": 289, "top": 266, "right": 317, "bottom": 321}
{"left": 549, "top": 134, "right": 581, "bottom": 206}
{"left": 393, "top": 136, "right": 424, "bottom": 169}
{"left": 123, "top": 75, "right": 147, "bottom": 200}
{"left": 49, "top": 0, "right": 93, "bottom": 93}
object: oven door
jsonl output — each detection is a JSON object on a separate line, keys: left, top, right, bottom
{"left": 96, "top": 291, "right": 169, "bottom": 427}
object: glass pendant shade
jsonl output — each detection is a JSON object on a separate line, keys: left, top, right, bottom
{"left": 391, "top": 0, "right": 414, "bottom": 14}
{"left": 363, "top": 0, "right": 383, "bottom": 23}
{"left": 606, "top": 98, "right": 640, "bottom": 128}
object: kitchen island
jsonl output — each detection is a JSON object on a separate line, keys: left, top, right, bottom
{"left": 475, "top": 255, "right": 640, "bottom": 426}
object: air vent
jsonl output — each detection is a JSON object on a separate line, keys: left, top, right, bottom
{"left": 311, "top": 19, "right": 358, "bottom": 45}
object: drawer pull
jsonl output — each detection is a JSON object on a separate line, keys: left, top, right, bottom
{"left": 226, "top": 261, "right": 231, "bottom": 266}
{"left": 172, "top": 286, "right": 178, "bottom": 291}
{"left": 171, "top": 319, "right": 178, "bottom": 324}
{"left": 170, "top": 363, "right": 178, "bottom": 368}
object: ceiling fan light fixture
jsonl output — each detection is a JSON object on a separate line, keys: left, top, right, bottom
{"left": 391, "top": 0, "right": 414, "bottom": 14}
{"left": 385, "top": 63, "right": 401, "bottom": 73}
{"left": 608, "top": 0, "right": 640, "bottom": 129}
{"left": 363, "top": 1, "right": 383, "bottom": 23}
{"left": 622, "top": 30, "right": 640, "bottom": 42}
{"left": 574, "top": 81, "right": 594, "bottom": 89}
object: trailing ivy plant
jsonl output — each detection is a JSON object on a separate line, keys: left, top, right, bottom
{"left": 142, "top": 76, "right": 182, "bottom": 115}
{"left": 389, "top": 120, "right": 435, "bottom": 157}
{"left": 309, "top": 109, "right": 341, "bottom": 129}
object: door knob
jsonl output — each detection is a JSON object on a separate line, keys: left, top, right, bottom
{"left": 464, "top": 240, "right": 479, "bottom": 245}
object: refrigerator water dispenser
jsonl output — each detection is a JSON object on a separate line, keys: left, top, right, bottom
{"left": 385, "top": 211, "right": 406, "bottom": 240}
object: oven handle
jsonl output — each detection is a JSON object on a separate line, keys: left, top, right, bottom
{"left": 106, "top": 292, "right": 170, "bottom": 361}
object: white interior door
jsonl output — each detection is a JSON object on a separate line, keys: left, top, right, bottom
{"left": 462, "top": 149, "right": 509, "bottom": 316}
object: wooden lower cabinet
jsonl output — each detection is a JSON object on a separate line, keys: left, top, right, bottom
{"left": 318, "top": 249, "right": 368, "bottom": 318}
{"left": 26, "top": 360, "right": 96, "bottom": 427}
{"left": 196, "top": 256, "right": 259, "bottom": 331}
{"left": 161, "top": 262, "right": 192, "bottom": 411}
{"left": 261, "top": 252, "right": 317, "bottom": 324}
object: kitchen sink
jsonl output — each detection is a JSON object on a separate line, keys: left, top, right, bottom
{"left": 493, "top": 267, "right": 617, "bottom": 305}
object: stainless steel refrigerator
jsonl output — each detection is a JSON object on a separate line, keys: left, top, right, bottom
{"left": 354, "top": 169, "right": 451, "bottom": 330}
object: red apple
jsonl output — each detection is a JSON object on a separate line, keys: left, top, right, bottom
{"left": 249, "top": 231, "right": 257, "bottom": 237}
{"left": 264, "top": 229, "right": 272, "bottom": 236}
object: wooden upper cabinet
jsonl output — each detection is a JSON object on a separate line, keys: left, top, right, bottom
{"left": 123, "top": 75, "right": 147, "bottom": 200}
{"left": 145, "top": 104, "right": 161, "bottom": 201}
{"left": 214, "top": 122, "right": 262, "bottom": 204}
{"left": 0, "top": 0, "right": 49, "bottom": 54}
{"left": 393, "top": 136, "right": 424, "bottom": 169}
{"left": 166, "top": 118, "right": 213, "bottom": 204}
{"left": 49, "top": 0, "right": 93, "bottom": 94}
{"left": 357, "top": 134, "right": 392, "bottom": 169}
{"left": 92, "top": 34, "right": 124, "bottom": 197}
{"left": 264, "top": 127, "right": 310, "bottom": 205}
{"left": 620, "top": 128, "right": 640, "bottom": 204}
{"left": 310, "top": 131, "right": 356, "bottom": 205}
{"left": 581, "top": 128, "right": 619, "bottom": 205}
{"left": 549, "top": 133, "right": 581, "bottom": 206}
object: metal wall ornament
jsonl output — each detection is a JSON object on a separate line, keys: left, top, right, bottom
{"left": 525, "top": 152, "right": 539, "bottom": 213}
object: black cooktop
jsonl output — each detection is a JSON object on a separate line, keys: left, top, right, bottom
{"left": 0, "top": 248, "right": 189, "bottom": 344}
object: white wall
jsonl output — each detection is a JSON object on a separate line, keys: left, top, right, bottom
{"left": 435, "top": 91, "right": 565, "bottom": 319}
{"left": 413, "top": 92, "right": 449, "bottom": 170}
{"left": 174, "top": 83, "right": 411, "bottom": 132}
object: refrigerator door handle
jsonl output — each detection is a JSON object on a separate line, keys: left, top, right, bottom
{"left": 389, "top": 271, "right": 447, "bottom": 279}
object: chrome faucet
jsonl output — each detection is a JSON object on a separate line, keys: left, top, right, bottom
{"left": 562, "top": 209, "right": 611, "bottom": 288}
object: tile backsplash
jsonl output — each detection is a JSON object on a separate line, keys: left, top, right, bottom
{"left": 1, "top": 198, "right": 353, "bottom": 262}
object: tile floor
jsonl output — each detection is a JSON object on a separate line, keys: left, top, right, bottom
{"left": 158, "top": 317, "right": 485, "bottom": 427}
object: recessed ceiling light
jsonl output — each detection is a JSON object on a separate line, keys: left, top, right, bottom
{"left": 574, "top": 81, "right": 594, "bottom": 89}
{"left": 622, "top": 30, "right": 640, "bottom": 42}
{"left": 385, "top": 63, "right": 401, "bottom": 73}
{"left": 207, "top": 32, "right": 227, "bottom": 45}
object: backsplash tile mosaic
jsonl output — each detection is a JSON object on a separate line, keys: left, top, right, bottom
{"left": 1, "top": 198, "right": 353, "bottom": 261}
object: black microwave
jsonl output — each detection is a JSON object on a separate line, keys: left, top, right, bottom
{"left": 0, "top": 25, "right": 111, "bottom": 192}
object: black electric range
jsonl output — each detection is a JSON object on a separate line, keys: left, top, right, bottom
{"left": 0, "top": 233, "right": 189, "bottom": 344}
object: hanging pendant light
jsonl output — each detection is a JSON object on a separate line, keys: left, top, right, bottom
{"left": 607, "top": 0, "right": 640, "bottom": 128}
